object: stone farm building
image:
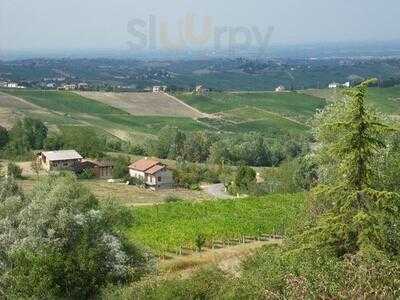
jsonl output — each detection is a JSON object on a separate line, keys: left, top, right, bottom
{"left": 40, "top": 150, "right": 83, "bottom": 171}
{"left": 129, "top": 158, "right": 174, "bottom": 189}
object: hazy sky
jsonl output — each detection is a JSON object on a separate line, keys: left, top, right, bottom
{"left": 1, "top": 0, "right": 400, "bottom": 53}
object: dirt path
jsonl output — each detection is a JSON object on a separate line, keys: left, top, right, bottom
{"left": 160, "top": 239, "right": 281, "bottom": 276}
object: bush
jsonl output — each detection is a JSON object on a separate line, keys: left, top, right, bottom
{"left": 164, "top": 195, "right": 183, "bottom": 203}
{"left": 6, "top": 161, "right": 22, "bottom": 178}
{"left": 0, "top": 174, "right": 153, "bottom": 298}
{"left": 77, "top": 168, "right": 96, "bottom": 180}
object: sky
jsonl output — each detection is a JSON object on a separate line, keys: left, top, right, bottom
{"left": 1, "top": 0, "right": 400, "bottom": 55}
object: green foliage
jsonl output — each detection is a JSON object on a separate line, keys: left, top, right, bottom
{"left": 60, "top": 126, "right": 105, "bottom": 158}
{"left": 112, "top": 155, "right": 131, "bottom": 179}
{"left": 164, "top": 195, "right": 183, "bottom": 203}
{"left": 293, "top": 155, "right": 318, "bottom": 191}
{"left": 6, "top": 118, "right": 47, "bottom": 156}
{"left": 103, "top": 267, "right": 230, "bottom": 300}
{"left": 0, "top": 174, "right": 152, "bottom": 299}
{"left": 195, "top": 233, "right": 206, "bottom": 252}
{"left": 232, "top": 166, "right": 257, "bottom": 194}
{"left": 77, "top": 168, "right": 96, "bottom": 179}
{"left": 6, "top": 161, "right": 22, "bottom": 178}
{"left": 125, "top": 193, "right": 306, "bottom": 254}
{"left": 173, "top": 162, "right": 223, "bottom": 189}
{"left": 0, "top": 126, "right": 9, "bottom": 149}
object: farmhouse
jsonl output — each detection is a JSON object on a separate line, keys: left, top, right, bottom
{"left": 195, "top": 85, "right": 209, "bottom": 96}
{"left": 39, "top": 150, "right": 83, "bottom": 171}
{"left": 75, "top": 159, "right": 114, "bottom": 179}
{"left": 275, "top": 85, "right": 286, "bottom": 92}
{"left": 153, "top": 85, "right": 167, "bottom": 93}
{"left": 129, "top": 158, "right": 174, "bottom": 189}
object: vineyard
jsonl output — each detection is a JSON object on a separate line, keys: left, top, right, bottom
{"left": 125, "top": 193, "right": 306, "bottom": 254}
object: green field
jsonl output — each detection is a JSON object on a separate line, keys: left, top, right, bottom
{"left": 3, "top": 87, "right": 399, "bottom": 142}
{"left": 2, "top": 89, "right": 127, "bottom": 115}
{"left": 126, "top": 193, "right": 306, "bottom": 254}
{"left": 303, "top": 87, "right": 400, "bottom": 115}
{"left": 175, "top": 91, "right": 326, "bottom": 123}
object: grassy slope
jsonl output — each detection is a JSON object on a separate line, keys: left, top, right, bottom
{"left": 126, "top": 193, "right": 306, "bottom": 254}
{"left": 303, "top": 87, "right": 400, "bottom": 115}
{"left": 0, "top": 89, "right": 209, "bottom": 139}
{"left": 175, "top": 92, "right": 326, "bottom": 122}
{"left": 3, "top": 89, "right": 127, "bottom": 114}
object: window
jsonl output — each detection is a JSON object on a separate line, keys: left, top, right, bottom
{"left": 158, "top": 176, "right": 162, "bottom": 182}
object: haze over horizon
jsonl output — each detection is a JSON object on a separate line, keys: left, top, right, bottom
{"left": 1, "top": 0, "right": 400, "bottom": 57}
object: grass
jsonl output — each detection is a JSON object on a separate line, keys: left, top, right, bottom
{"left": 96, "top": 114, "right": 210, "bottom": 135}
{"left": 126, "top": 193, "right": 306, "bottom": 254}
{"left": 175, "top": 91, "right": 326, "bottom": 122}
{"left": 2, "top": 89, "right": 127, "bottom": 115}
{"left": 303, "top": 87, "right": 400, "bottom": 116}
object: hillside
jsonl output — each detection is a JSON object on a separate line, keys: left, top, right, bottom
{"left": 77, "top": 91, "right": 204, "bottom": 118}
{"left": 2, "top": 87, "right": 399, "bottom": 143}
{"left": 303, "top": 86, "right": 400, "bottom": 117}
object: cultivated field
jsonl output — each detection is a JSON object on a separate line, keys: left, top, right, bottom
{"left": 126, "top": 193, "right": 305, "bottom": 254}
{"left": 175, "top": 91, "right": 326, "bottom": 123}
{"left": 303, "top": 87, "right": 400, "bottom": 116}
{"left": 77, "top": 91, "right": 204, "bottom": 118}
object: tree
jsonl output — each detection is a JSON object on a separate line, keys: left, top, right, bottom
{"left": 7, "top": 118, "right": 48, "bottom": 155}
{"left": 0, "top": 126, "right": 9, "bottom": 149}
{"left": 293, "top": 155, "right": 318, "bottom": 191}
{"left": 234, "top": 166, "right": 256, "bottom": 193}
{"left": 112, "top": 155, "right": 131, "bottom": 179}
{"left": 61, "top": 127, "right": 104, "bottom": 158}
{"left": 309, "top": 79, "right": 399, "bottom": 257}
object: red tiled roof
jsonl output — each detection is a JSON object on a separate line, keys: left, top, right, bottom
{"left": 146, "top": 164, "right": 165, "bottom": 175}
{"left": 128, "top": 158, "right": 160, "bottom": 172}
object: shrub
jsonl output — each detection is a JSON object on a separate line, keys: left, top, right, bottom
{"left": 6, "top": 161, "right": 22, "bottom": 178}
{"left": 195, "top": 233, "right": 206, "bottom": 252}
{"left": 164, "top": 195, "right": 183, "bottom": 203}
{"left": 77, "top": 168, "right": 96, "bottom": 180}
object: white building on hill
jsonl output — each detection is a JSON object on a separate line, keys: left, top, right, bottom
{"left": 129, "top": 158, "right": 174, "bottom": 190}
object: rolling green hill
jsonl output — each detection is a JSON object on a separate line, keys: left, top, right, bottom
{"left": 303, "top": 87, "right": 400, "bottom": 116}
{"left": 2, "top": 87, "right": 398, "bottom": 143}
{"left": 175, "top": 91, "right": 326, "bottom": 123}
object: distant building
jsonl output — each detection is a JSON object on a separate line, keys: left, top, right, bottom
{"left": 7, "top": 83, "right": 18, "bottom": 88}
{"left": 58, "top": 84, "right": 77, "bottom": 91}
{"left": 195, "top": 85, "right": 209, "bottom": 96}
{"left": 342, "top": 81, "right": 351, "bottom": 88}
{"left": 129, "top": 158, "right": 174, "bottom": 190}
{"left": 75, "top": 159, "right": 114, "bottom": 179}
{"left": 39, "top": 150, "right": 83, "bottom": 171}
{"left": 78, "top": 82, "right": 89, "bottom": 90}
{"left": 329, "top": 81, "right": 351, "bottom": 89}
{"left": 328, "top": 82, "right": 340, "bottom": 89}
{"left": 275, "top": 85, "right": 286, "bottom": 92}
{"left": 46, "top": 83, "right": 56, "bottom": 89}
{"left": 153, "top": 85, "right": 167, "bottom": 93}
